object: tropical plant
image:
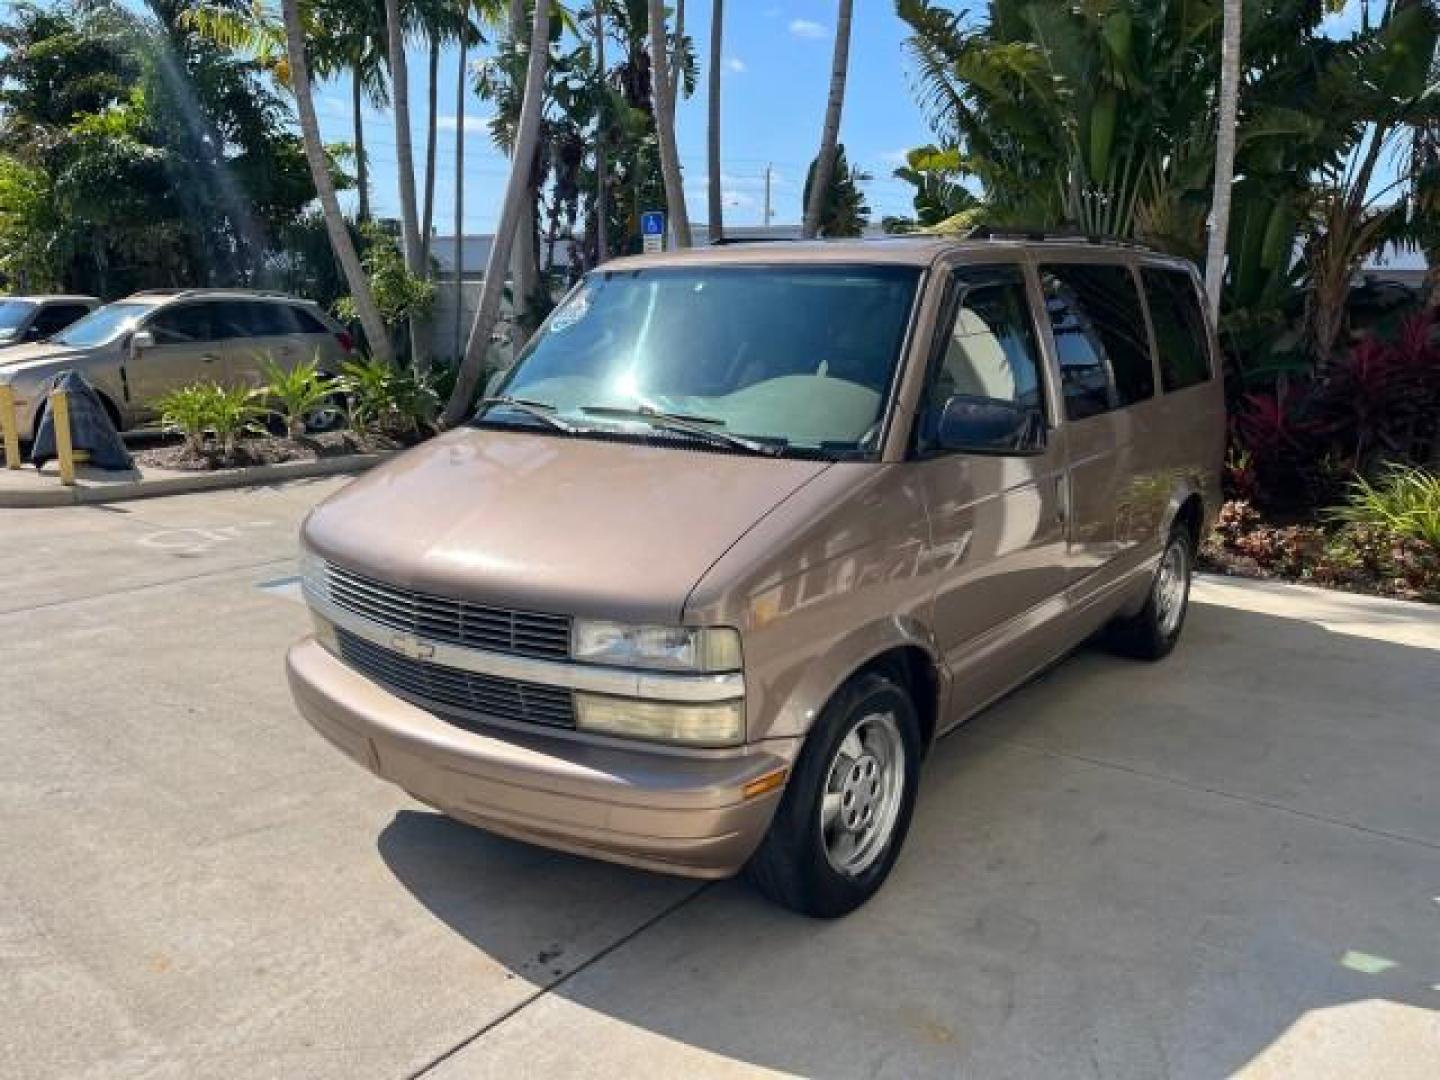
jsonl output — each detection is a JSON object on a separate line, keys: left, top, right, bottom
{"left": 209, "top": 384, "right": 267, "bottom": 458}
{"left": 1330, "top": 465, "right": 1440, "bottom": 549}
{"left": 260, "top": 356, "right": 335, "bottom": 438}
{"left": 889, "top": 144, "right": 981, "bottom": 231}
{"left": 803, "top": 0, "right": 854, "bottom": 240}
{"left": 445, "top": 0, "right": 554, "bottom": 424}
{"left": 279, "top": 0, "right": 394, "bottom": 363}
{"left": 155, "top": 383, "right": 220, "bottom": 455}
{"left": 706, "top": 0, "right": 724, "bottom": 242}
{"left": 340, "top": 356, "right": 439, "bottom": 434}
{"left": 802, "top": 144, "right": 871, "bottom": 238}
{"left": 648, "top": 0, "right": 692, "bottom": 247}
{"left": 334, "top": 223, "right": 438, "bottom": 345}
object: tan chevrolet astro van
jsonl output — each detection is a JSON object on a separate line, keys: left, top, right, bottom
{"left": 288, "top": 233, "right": 1225, "bottom": 916}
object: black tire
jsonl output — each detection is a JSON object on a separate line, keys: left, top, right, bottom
{"left": 746, "top": 670, "right": 921, "bottom": 918}
{"left": 1106, "top": 527, "right": 1193, "bottom": 660}
{"left": 302, "top": 393, "right": 347, "bottom": 434}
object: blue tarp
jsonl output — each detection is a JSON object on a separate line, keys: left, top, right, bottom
{"left": 30, "top": 370, "right": 133, "bottom": 470}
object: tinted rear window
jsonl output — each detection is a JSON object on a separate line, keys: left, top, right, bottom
{"left": 1142, "top": 268, "right": 1212, "bottom": 391}
{"left": 1040, "top": 263, "right": 1154, "bottom": 418}
{"left": 215, "top": 301, "right": 307, "bottom": 338}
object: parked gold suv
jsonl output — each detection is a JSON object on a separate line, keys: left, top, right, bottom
{"left": 0, "top": 288, "right": 354, "bottom": 440}
{"left": 288, "top": 234, "right": 1224, "bottom": 916}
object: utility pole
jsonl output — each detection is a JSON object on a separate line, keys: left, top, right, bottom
{"left": 763, "top": 164, "right": 773, "bottom": 227}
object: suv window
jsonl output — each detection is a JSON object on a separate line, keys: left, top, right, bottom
{"left": 214, "top": 300, "right": 305, "bottom": 338}
{"left": 1040, "top": 263, "right": 1155, "bottom": 419}
{"left": 33, "top": 304, "right": 91, "bottom": 337}
{"left": 916, "top": 265, "right": 1046, "bottom": 453}
{"left": 1142, "top": 268, "right": 1212, "bottom": 391}
{"left": 149, "top": 303, "right": 215, "bottom": 345}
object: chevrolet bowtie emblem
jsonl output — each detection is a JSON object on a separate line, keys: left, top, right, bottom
{"left": 390, "top": 633, "right": 436, "bottom": 661}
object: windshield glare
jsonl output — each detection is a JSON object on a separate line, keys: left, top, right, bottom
{"left": 491, "top": 265, "right": 921, "bottom": 454}
{"left": 0, "top": 300, "right": 36, "bottom": 337}
{"left": 51, "top": 302, "right": 153, "bottom": 347}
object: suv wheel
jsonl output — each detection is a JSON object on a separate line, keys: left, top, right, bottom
{"left": 1107, "top": 527, "right": 1193, "bottom": 660}
{"left": 302, "top": 394, "right": 346, "bottom": 434}
{"left": 746, "top": 671, "right": 920, "bottom": 917}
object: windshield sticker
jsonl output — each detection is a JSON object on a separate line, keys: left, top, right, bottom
{"left": 550, "top": 288, "right": 592, "bottom": 333}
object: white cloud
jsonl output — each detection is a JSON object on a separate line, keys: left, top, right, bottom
{"left": 436, "top": 114, "right": 493, "bottom": 134}
{"left": 726, "top": 57, "right": 747, "bottom": 73}
{"left": 789, "top": 18, "right": 827, "bottom": 39}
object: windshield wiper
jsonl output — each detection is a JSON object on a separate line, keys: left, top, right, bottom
{"left": 578, "top": 404, "right": 783, "bottom": 456}
{"left": 474, "top": 396, "right": 579, "bottom": 434}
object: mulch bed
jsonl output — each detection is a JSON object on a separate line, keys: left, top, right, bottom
{"left": 132, "top": 430, "right": 409, "bottom": 472}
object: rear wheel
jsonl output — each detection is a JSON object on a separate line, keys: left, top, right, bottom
{"left": 1106, "top": 527, "right": 1193, "bottom": 660}
{"left": 746, "top": 671, "right": 920, "bottom": 917}
{"left": 302, "top": 393, "right": 346, "bottom": 434}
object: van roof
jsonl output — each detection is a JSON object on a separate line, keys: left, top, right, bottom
{"left": 599, "top": 233, "right": 1194, "bottom": 273}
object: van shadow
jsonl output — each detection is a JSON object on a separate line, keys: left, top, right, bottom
{"left": 377, "top": 596, "right": 1440, "bottom": 1078}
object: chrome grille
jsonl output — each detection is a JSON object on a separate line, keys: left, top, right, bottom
{"left": 324, "top": 564, "right": 571, "bottom": 660}
{"left": 337, "top": 628, "right": 577, "bottom": 728}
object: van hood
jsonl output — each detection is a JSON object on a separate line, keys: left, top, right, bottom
{"left": 303, "top": 427, "right": 832, "bottom": 624}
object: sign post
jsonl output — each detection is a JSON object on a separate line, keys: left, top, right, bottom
{"left": 641, "top": 211, "right": 666, "bottom": 254}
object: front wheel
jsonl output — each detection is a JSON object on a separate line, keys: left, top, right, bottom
{"left": 746, "top": 671, "right": 921, "bottom": 918}
{"left": 1106, "top": 528, "right": 1193, "bottom": 660}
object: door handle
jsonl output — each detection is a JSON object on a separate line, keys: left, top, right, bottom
{"left": 201, "top": 353, "right": 218, "bottom": 363}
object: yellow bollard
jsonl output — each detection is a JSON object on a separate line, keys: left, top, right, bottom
{"left": 0, "top": 384, "right": 19, "bottom": 469}
{"left": 51, "top": 389, "right": 77, "bottom": 485}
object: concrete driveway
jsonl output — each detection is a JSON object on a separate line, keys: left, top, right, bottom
{"left": 2, "top": 480, "right": 1437, "bottom": 1079}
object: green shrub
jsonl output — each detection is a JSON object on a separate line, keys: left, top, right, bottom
{"left": 154, "top": 381, "right": 263, "bottom": 460}
{"left": 209, "top": 384, "right": 265, "bottom": 458}
{"left": 155, "top": 383, "right": 217, "bottom": 454}
{"left": 338, "top": 358, "right": 437, "bottom": 436}
{"left": 260, "top": 354, "right": 334, "bottom": 438}
{"left": 1329, "top": 466, "right": 1440, "bottom": 547}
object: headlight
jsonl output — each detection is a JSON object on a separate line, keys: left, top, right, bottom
{"left": 574, "top": 694, "right": 744, "bottom": 747}
{"left": 572, "top": 619, "right": 741, "bottom": 673}
{"left": 299, "top": 549, "right": 329, "bottom": 603}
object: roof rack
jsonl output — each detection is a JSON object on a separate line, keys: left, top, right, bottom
{"left": 963, "top": 225, "right": 1158, "bottom": 252}
{"left": 128, "top": 287, "right": 299, "bottom": 300}
{"left": 708, "top": 236, "right": 809, "bottom": 246}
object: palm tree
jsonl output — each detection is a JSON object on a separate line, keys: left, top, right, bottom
{"left": 648, "top": 0, "right": 691, "bottom": 246}
{"left": 803, "top": 0, "right": 853, "bottom": 239}
{"left": 594, "top": 0, "right": 610, "bottom": 260}
{"left": 381, "top": 0, "right": 428, "bottom": 367}
{"left": 1204, "top": 0, "right": 1241, "bottom": 321}
{"left": 707, "top": 0, "right": 722, "bottom": 241}
{"left": 508, "top": 0, "right": 542, "bottom": 340}
{"left": 443, "top": 0, "right": 553, "bottom": 424}
{"left": 280, "top": 0, "right": 394, "bottom": 363}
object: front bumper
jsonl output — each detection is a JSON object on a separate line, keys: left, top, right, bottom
{"left": 287, "top": 638, "right": 797, "bottom": 878}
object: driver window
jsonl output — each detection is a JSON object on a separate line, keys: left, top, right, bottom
{"left": 917, "top": 266, "right": 1046, "bottom": 452}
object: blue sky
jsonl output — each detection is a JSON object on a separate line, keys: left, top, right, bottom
{"left": 313, "top": 2, "right": 937, "bottom": 236}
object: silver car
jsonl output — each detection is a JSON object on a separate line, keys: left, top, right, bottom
{"left": 0, "top": 295, "right": 99, "bottom": 350}
{"left": 0, "top": 288, "right": 355, "bottom": 440}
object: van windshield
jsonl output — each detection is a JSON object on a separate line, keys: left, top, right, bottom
{"left": 50, "top": 302, "right": 153, "bottom": 347}
{"left": 488, "top": 264, "right": 922, "bottom": 456}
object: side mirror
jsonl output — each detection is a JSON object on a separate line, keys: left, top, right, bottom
{"left": 936, "top": 394, "right": 1044, "bottom": 455}
{"left": 130, "top": 330, "right": 155, "bottom": 355}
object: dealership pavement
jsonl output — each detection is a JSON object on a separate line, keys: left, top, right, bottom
{"left": 2, "top": 479, "right": 1438, "bottom": 1079}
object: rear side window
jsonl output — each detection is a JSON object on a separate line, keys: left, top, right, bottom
{"left": 149, "top": 304, "right": 214, "bottom": 344}
{"left": 215, "top": 301, "right": 305, "bottom": 338}
{"left": 1040, "top": 263, "right": 1155, "bottom": 419}
{"left": 1142, "top": 268, "right": 1212, "bottom": 391}
{"left": 293, "top": 307, "right": 328, "bottom": 334}
{"left": 916, "top": 265, "right": 1047, "bottom": 452}
{"left": 33, "top": 304, "right": 90, "bottom": 336}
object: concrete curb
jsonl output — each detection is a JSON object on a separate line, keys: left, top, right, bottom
{"left": 0, "top": 453, "right": 386, "bottom": 508}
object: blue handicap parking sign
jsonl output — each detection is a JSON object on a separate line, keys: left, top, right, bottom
{"left": 641, "top": 211, "right": 666, "bottom": 237}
